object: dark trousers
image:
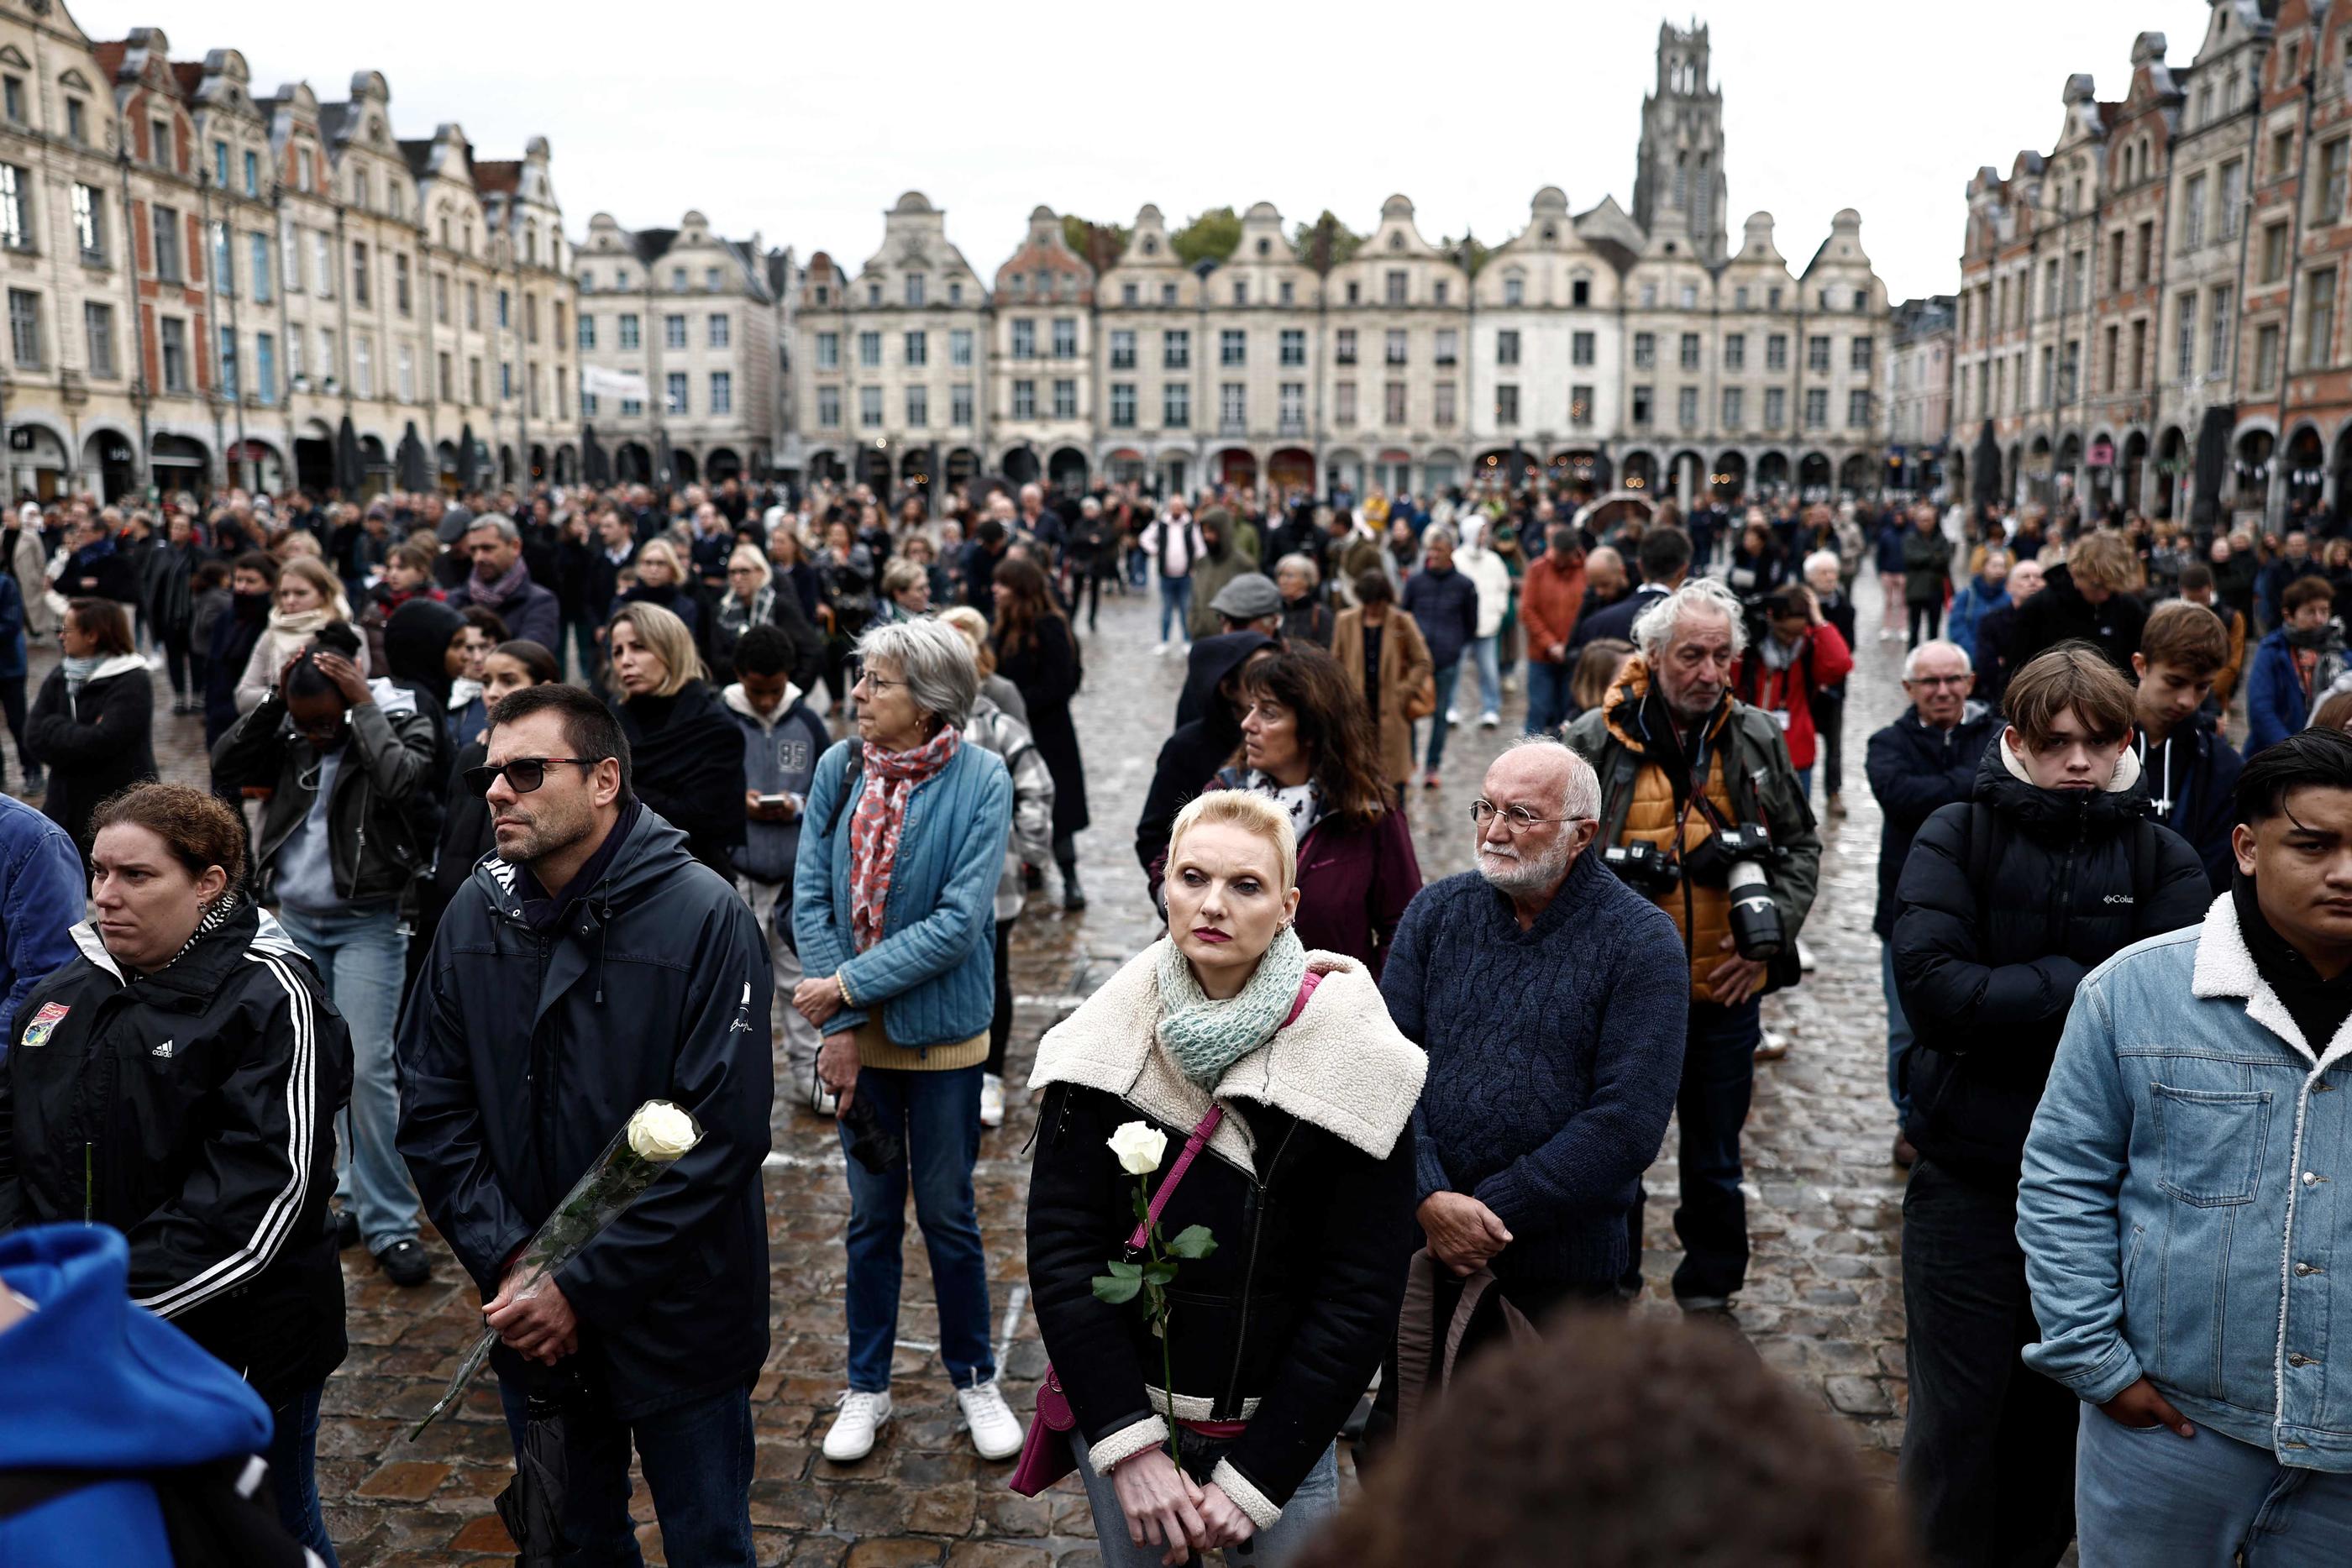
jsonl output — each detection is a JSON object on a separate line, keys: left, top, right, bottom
{"left": 496, "top": 1376, "right": 756, "bottom": 1568}
{"left": 161, "top": 627, "right": 194, "bottom": 700}
{"left": 986, "top": 916, "right": 1013, "bottom": 1078}
{"left": 1622, "top": 998, "right": 1761, "bottom": 1302}
{"left": 1810, "top": 689, "right": 1845, "bottom": 797}
{"left": 266, "top": 1382, "right": 337, "bottom": 1567}
{"left": 0, "top": 672, "right": 27, "bottom": 777}
{"left": 1908, "top": 599, "right": 1944, "bottom": 649}
{"left": 1898, "top": 1157, "right": 2076, "bottom": 1568}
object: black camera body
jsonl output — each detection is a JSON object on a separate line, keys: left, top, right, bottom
{"left": 1603, "top": 839, "right": 1680, "bottom": 894}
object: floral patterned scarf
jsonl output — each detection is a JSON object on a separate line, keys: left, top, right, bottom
{"left": 848, "top": 725, "right": 963, "bottom": 952}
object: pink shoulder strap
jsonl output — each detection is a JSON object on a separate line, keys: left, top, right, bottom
{"left": 1125, "top": 969, "right": 1322, "bottom": 1251}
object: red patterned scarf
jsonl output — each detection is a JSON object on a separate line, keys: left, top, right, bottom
{"left": 849, "top": 725, "right": 963, "bottom": 952}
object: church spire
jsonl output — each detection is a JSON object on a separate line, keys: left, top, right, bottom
{"left": 1633, "top": 18, "right": 1729, "bottom": 265}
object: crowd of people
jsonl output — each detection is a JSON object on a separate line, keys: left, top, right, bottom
{"left": 0, "top": 467, "right": 2347, "bottom": 1567}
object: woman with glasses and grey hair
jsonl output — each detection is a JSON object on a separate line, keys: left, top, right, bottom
{"left": 791, "top": 616, "right": 1026, "bottom": 1467}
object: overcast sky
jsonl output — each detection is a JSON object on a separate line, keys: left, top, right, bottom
{"left": 76, "top": 0, "right": 2218, "bottom": 302}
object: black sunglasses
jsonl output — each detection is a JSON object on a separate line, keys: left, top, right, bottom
{"left": 463, "top": 757, "right": 598, "bottom": 796}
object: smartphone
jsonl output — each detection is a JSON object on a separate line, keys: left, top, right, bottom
{"left": 758, "top": 794, "right": 791, "bottom": 808}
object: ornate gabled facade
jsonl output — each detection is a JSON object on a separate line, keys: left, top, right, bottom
{"left": 0, "top": 0, "right": 575, "bottom": 501}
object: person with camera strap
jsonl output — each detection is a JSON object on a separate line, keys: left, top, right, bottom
{"left": 1565, "top": 577, "right": 1820, "bottom": 1318}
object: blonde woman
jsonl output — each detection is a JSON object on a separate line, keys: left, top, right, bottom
{"left": 234, "top": 556, "right": 363, "bottom": 713}
{"left": 608, "top": 600, "right": 742, "bottom": 874}
{"left": 1027, "top": 789, "right": 1424, "bottom": 1564}
{"left": 616, "top": 537, "right": 701, "bottom": 643}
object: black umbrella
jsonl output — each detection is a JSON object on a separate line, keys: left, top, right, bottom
{"left": 334, "top": 415, "right": 364, "bottom": 496}
{"left": 2192, "top": 404, "right": 2234, "bottom": 536}
{"left": 396, "top": 422, "right": 429, "bottom": 493}
{"left": 1971, "top": 419, "right": 2001, "bottom": 521}
{"left": 458, "top": 422, "right": 480, "bottom": 491}
{"left": 581, "top": 425, "right": 609, "bottom": 487}
{"left": 493, "top": 1376, "right": 577, "bottom": 1567}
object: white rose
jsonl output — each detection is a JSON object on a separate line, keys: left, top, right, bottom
{"left": 1107, "top": 1120, "right": 1168, "bottom": 1176}
{"left": 626, "top": 1101, "right": 701, "bottom": 1162}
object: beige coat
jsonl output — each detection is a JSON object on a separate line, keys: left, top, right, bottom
{"left": 1331, "top": 605, "right": 1433, "bottom": 786}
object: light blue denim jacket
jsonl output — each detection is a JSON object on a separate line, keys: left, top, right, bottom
{"left": 791, "top": 737, "right": 1012, "bottom": 1050}
{"left": 2019, "top": 894, "right": 2352, "bottom": 1470}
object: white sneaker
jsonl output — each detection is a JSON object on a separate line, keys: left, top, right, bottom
{"left": 822, "top": 1389, "right": 892, "bottom": 1461}
{"left": 1153, "top": 642, "right": 1169, "bottom": 656}
{"left": 1445, "top": 707, "right": 1461, "bottom": 725}
{"left": 1755, "top": 1030, "right": 1790, "bottom": 1062}
{"left": 1479, "top": 712, "right": 1501, "bottom": 729}
{"left": 1798, "top": 940, "right": 1818, "bottom": 973}
{"left": 957, "top": 1378, "right": 1025, "bottom": 1461}
{"left": 979, "top": 1072, "right": 1005, "bottom": 1129}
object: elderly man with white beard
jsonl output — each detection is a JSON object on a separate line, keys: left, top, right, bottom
{"left": 1365, "top": 738, "right": 1690, "bottom": 1447}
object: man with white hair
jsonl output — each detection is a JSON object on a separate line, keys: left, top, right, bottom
{"left": 1863, "top": 638, "right": 1998, "bottom": 1167}
{"left": 1372, "top": 737, "right": 1689, "bottom": 1436}
{"left": 1567, "top": 578, "right": 1821, "bottom": 1314}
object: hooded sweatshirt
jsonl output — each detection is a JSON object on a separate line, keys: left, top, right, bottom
{"left": 722, "top": 679, "right": 828, "bottom": 886}
{"left": 0, "top": 1225, "right": 276, "bottom": 1567}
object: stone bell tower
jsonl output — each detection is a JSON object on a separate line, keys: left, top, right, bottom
{"left": 1633, "top": 18, "right": 1730, "bottom": 265}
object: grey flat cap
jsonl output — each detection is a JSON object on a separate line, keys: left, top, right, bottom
{"left": 1210, "top": 573, "right": 1284, "bottom": 620}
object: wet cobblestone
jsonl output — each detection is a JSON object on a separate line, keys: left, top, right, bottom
{"left": 65, "top": 564, "right": 1924, "bottom": 1562}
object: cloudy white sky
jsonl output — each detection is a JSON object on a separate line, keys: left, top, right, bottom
{"left": 76, "top": 0, "right": 2218, "bottom": 302}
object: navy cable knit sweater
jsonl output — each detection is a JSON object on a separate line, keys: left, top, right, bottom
{"left": 1380, "top": 850, "right": 1691, "bottom": 1285}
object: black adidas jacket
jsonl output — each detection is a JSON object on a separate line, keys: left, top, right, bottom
{"left": 0, "top": 901, "right": 352, "bottom": 1408}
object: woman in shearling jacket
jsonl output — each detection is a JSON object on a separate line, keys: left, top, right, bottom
{"left": 1028, "top": 789, "right": 1423, "bottom": 1565}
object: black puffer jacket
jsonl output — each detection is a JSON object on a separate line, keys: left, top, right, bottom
{"left": 1863, "top": 702, "right": 2000, "bottom": 939}
{"left": 1027, "top": 952, "right": 1420, "bottom": 1518}
{"left": 2011, "top": 563, "right": 2148, "bottom": 674}
{"left": 396, "top": 805, "right": 773, "bottom": 1420}
{"left": 0, "top": 901, "right": 353, "bottom": 1408}
{"left": 1893, "top": 740, "right": 2208, "bottom": 1187}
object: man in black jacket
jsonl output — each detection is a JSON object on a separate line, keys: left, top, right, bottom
{"left": 212, "top": 622, "right": 442, "bottom": 1289}
{"left": 1864, "top": 639, "right": 1998, "bottom": 1166}
{"left": 1891, "top": 645, "right": 2209, "bottom": 1568}
{"left": 1967, "top": 554, "right": 2042, "bottom": 712}
{"left": 0, "top": 783, "right": 352, "bottom": 1558}
{"left": 2011, "top": 530, "right": 2146, "bottom": 675}
{"left": 397, "top": 684, "right": 772, "bottom": 1566}
{"left": 1571, "top": 526, "right": 1687, "bottom": 652}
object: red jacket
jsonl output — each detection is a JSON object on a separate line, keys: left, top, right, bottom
{"left": 1519, "top": 554, "right": 1588, "bottom": 665}
{"left": 1730, "top": 622, "right": 1852, "bottom": 769}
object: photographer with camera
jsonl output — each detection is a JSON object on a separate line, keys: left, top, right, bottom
{"left": 1889, "top": 642, "right": 2208, "bottom": 1567}
{"left": 1566, "top": 578, "right": 1819, "bottom": 1316}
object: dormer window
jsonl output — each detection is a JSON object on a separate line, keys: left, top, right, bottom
{"left": 1256, "top": 238, "right": 1270, "bottom": 257}
{"left": 1541, "top": 224, "right": 1557, "bottom": 242}
{"left": 1142, "top": 237, "right": 1157, "bottom": 255}
{"left": 1389, "top": 232, "right": 1404, "bottom": 250}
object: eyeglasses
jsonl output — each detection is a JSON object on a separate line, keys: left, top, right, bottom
{"left": 1905, "top": 674, "right": 1971, "bottom": 690}
{"left": 848, "top": 663, "right": 907, "bottom": 695}
{"left": 1470, "top": 800, "right": 1587, "bottom": 831}
{"left": 463, "top": 757, "right": 598, "bottom": 796}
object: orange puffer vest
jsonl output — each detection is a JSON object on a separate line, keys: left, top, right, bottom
{"left": 1597, "top": 659, "right": 1741, "bottom": 1003}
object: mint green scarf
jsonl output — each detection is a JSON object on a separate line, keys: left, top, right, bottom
{"left": 1153, "top": 925, "right": 1310, "bottom": 1087}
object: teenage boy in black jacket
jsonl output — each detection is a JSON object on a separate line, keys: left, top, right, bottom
{"left": 2130, "top": 601, "right": 2244, "bottom": 894}
{"left": 1892, "top": 644, "right": 2208, "bottom": 1568}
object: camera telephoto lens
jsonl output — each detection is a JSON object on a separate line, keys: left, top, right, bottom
{"left": 1725, "top": 861, "right": 1784, "bottom": 961}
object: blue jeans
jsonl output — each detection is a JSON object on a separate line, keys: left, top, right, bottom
{"left": 2076, "top": 1401, "right": 2352, "bottom": 1566}
{"left": 1793, "top": 766, "right": 1813, "bottom": 801}
{"left": 496, "top": 1377, "right": 755, "bottom": 1567}
{"left": 1075, "top": 1434, "right": 1340, "bottom": 1568}
{"left": 1466, "top": 634, "right": 1502, "bottom": 720}
{"left": 276, "top": 901, "right": 416, "bottom": 1252}
{"left": 1524, "top": 658, "right": 1572, "bottom": 733}
{"left": 1420, "top": 657, "right": 1465, "bottom": 773}
{"left": 1882, "top": 941, "right": 1914, "bottom": 1120}
{"left": 267, "top": 1382, "right": 336, "bottom": 1566}
{"left": 840, "top": 1063, "right": 996, "bottom": 1392}
{"left": 1623, "top": 998, "right": 1761, "bottom": 1302}
{"left": 1158, "top": 575, "right": 1193, "bottom": 643}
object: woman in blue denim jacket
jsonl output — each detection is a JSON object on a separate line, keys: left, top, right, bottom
{"left": 790, "top": 618, "right": 1022, "bottom": 1470}
{"left": 2020, "top": 730, "right": 2352, "bottom": 1566}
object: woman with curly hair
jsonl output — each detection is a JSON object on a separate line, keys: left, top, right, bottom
{"left": 1152, "top": 645, "right": 1421, "bottom": 975}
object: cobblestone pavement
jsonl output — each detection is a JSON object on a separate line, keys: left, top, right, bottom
{"left": 66, "top": 562, "right": 1923, "bottom": 1565}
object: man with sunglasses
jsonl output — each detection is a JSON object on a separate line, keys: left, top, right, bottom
{"left": 397, "top": 684, "right": 773, "bottom": 1567}
{"left": 1368, "top": 738, "right": 1689, "bottom": 1449}
{"left": 1864, "top": 639, "right": 1999, "bottom": 1168}
{"left": 210, "top": 621, "right": 442, "bottom": 1288}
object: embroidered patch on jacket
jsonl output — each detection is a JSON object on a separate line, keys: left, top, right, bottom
{"left": 20, "top": 1000, "right": 69, "bottom": 1048}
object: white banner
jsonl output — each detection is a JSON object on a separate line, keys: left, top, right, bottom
{"left": 580, "top": 364, "right": 648, "bottom": 401}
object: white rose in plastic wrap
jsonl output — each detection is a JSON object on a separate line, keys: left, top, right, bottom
{"left": 1107, "top": 1120, "right": 1168, "bottom": 1176}
{"left": 626, "top": 1101, "right": 701, "bottom": 1162}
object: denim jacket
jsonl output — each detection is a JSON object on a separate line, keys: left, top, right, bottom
{"left": 790, "top": 737, "right": 1011, "bottom": 1049}
{"left": 2019, "top": 894, "right": 2352, "bottom": 1470}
